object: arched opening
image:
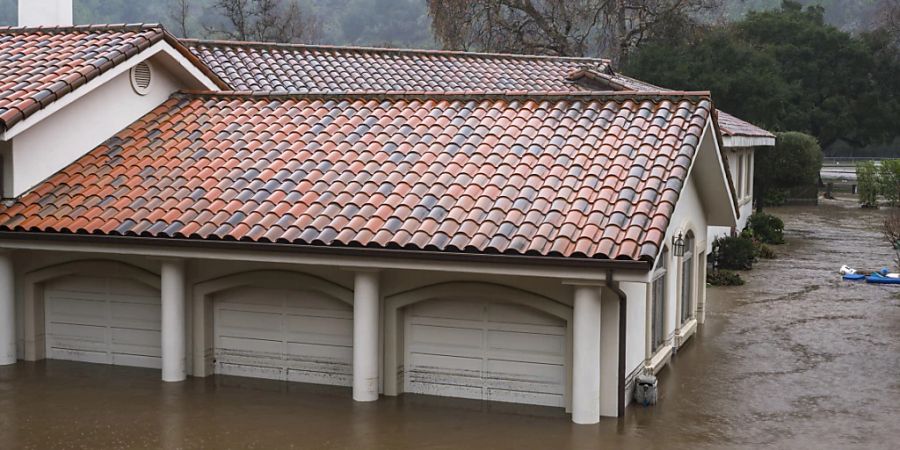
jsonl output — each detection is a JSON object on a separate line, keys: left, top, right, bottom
{"left": 384, "top": 282, "right": 573, "bottom": 409}
{"left": 680, "top": 231, "right": 696, "bottom": 325}
{"left": 191, "top": 270, "right": 353, "bottom": 383}
{"left": 23, "top": 260, "right": 160, "bottom": 364}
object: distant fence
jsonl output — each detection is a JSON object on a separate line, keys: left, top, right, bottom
{"left": 823, "top": 157, "right": 898, "bottom": 166}
{"left": 820, "top": 158, "right": 899, "bottom": 184}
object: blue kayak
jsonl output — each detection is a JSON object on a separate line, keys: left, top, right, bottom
{"left": 866, "top": 273, "right": 900, "bottom": 284}
{"left": 843, "top": 273, "right": 866, "bottom": 281}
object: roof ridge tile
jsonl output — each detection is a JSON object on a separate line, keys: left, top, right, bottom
{"left": 0, "top": 23, "right": 163, "bottom": 34}
{"left": 175, "top": 89, "right": 714, "bottom": 104}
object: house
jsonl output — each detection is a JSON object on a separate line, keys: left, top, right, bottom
{"left": 0, "top": 1, "right": 770, "bottom": 425}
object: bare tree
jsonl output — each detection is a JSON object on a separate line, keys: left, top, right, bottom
{"left": 877, "top": 0, "right": 900, "bottom": 45}
{"left": 427, "top": 0, "right": 721, "bottom": 65}
{"left": 885, "top": 211, "right": 900, "bottom": 269}
{"left": 169, "top": 0, "right": 192, "bottom": 38}
{"left": 207, "top": 0, "right": 323, "bottom": 44}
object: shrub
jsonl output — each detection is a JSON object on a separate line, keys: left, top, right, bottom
{"left": 885, "top": 211, "right": 900, "bottom": 269}
{"left": 857, "top": 161, "right": 879, "bottom": 207}
{"left": 754, "top": 132, "right": 822, "bottom": 212}
{"left": 712, "top": 235, "right": 755, "bottom": 270}
{"left": 707, "top": 270, "right": 745, "bottom": 286}
{"left": 878, "top": 160, "right": 900, "bottom": 207}
{"left": 747, "top": 212, "right": 785, "bottom": 244}
{"left": 755, "top": 242, "right": 777, "bottom": 259}
{"left": 760, "top": 190, "right": 787, "bottom": 207}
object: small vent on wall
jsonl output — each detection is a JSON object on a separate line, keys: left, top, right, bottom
{"left": 130, "top": 62, "right": 152, "bottom": 95}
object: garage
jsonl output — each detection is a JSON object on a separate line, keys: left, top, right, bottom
{"left": 213, "top": 286, "right": 353, "bottom": 386}
{"left": 44, "top": 276, "right": 162, "bottom": 369}
{"left": 404, "top": 299, "right": 567, "bottom": 407}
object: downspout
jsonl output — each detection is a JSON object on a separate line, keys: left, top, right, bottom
{"left": 606, "top": 269, "right": 628, "bottom": 417}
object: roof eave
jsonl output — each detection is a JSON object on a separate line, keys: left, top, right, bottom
{"left": 0, "top": 231, "right": 654, "bottom": 271}
{"left": 722, "top": 135, "right": 776, "bottom": 148}
{"left": 708, "top": 110, "right": 742, "bottom": 222}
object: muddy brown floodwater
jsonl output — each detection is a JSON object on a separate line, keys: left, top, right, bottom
{"left": 1, "top": 204, "right": 899, "bottom": 449}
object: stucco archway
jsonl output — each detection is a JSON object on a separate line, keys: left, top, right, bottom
{"left": 383, "top": 281, "right": 574, "bottom": 408}
{"left": 190, "top": 270, "right": 353, "bottom": 377}
{"left": 22, "top": 260, "right": 160, "bottom": 361}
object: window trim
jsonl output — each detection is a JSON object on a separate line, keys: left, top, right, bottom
{"left": 651, "top": 246, "right": 668, "bottom": 353}
{"left": 680, "top": 232, "right": 695, "bottom": 325}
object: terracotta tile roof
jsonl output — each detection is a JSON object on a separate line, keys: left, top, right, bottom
{"left": 715, "top": 110, "right": 774, "bottom": 139}
{"left": 186, "top": 40, "right": 770, "bottom": 142}
{"left": 184, "top": 39, "right": 608, "bottom": 93}
{"left": 0, "top": 91, "right": 713, "bottom": 262}
{"left": 567, "top": 67, "right": 775, "bottom": 141}
{"left": 0, "top": 24, "right": 166, "bottom": 131}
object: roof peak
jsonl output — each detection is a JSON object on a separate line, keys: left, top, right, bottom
{"left": 0, "top": 23, "right": 162, "bottom": 34}
{"left": 183, "top": 37, "right": 611, "bottom": 64}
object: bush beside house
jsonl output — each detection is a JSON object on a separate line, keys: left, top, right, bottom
{"left": 747, "top": 212, "right": 785, "bottom": 244}
{"left": 754, "top": 132, "right": 823, "bottom": 209}
{"left": 708, "top": 212, "right": 786, "bottom": 286}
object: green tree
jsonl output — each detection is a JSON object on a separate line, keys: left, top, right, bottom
{"left": 877, "top": 159, "right": 900, "bottom": 206}
{"left": 856, "top": 161, "right": 879, "bottom": 208}
{"left": 753, "top": 132, "right": 823, "bottom": 210}
{"left": 625, "top": 1, "right": 900, "bottom": 152}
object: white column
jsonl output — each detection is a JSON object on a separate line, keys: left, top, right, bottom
{"left": 0, "top": 251, "right": 16, "bottom": 365}
{"left": 599, "top": 293, "right": 619, "bottom": 417}
{"left": 571, "top": 285, "right": 602, "bottom": 424}
{"left": 353, "top": 271, "right": 379, "bottom": 402}
{"left": 161, "top": 259, "right": 186, "bottom": 382}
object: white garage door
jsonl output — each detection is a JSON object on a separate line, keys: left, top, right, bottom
{"left": 45, "top": 276, "right": 161, "bottom": 369}
{"left": 214, "top": 286, "right": 353, "bottom": 386}
{"left": 405, "top": 299, "right": 567, "bottom": 407}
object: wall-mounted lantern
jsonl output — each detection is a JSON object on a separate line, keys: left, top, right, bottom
{"left": 672, "top": 232, "right": 685, "bottom": 257}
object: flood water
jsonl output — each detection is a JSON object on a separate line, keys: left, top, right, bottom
{"left": 1, "top": 204, "right": 898, "bottom": 449}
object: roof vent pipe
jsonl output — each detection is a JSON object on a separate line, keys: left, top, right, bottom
{"left": 18, "top": 0, "right": 74, "bottom": 27}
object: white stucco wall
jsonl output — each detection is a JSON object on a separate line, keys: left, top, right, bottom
{"left": 619, "top": 171, "right": 709, "bottom": 385}
{"left": 0, "top": 140, "right": 11, "bottom": 198}
{"left": 622, "top": 280, "right": 647, "bottom": 377}
{"left": 7, "top": 57, "right": 182, "bottom": 197}
{"left": 707, "top": 147, "right": 755, "bottom": 251}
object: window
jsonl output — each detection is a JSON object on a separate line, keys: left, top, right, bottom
{"left": 680, "top": 232, "right": 695, "bottom": 325}
{"left": 651, "top": 246, "right": 668, "bottom": 353}
{"left": 745, "top": 152, "right": 753, "bottom": 197}
{"left": 736, "top": 153, "right": 744, "bottom": 199}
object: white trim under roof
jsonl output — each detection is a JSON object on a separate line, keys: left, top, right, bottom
{"left": 0, "top": 40, "right": 221, "bottom": 140}
{"left": 0, "top": 237, "right": 654, "bottom": 283}
{"left": 723, "top": 135, "right": 776, "bottom": 148}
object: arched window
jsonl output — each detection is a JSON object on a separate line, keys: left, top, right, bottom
{"left": 651, "top": 246, "right": 668, "bottom": 352}
{"left": 680, "top": 231, "right": 696, "bottom": 325}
